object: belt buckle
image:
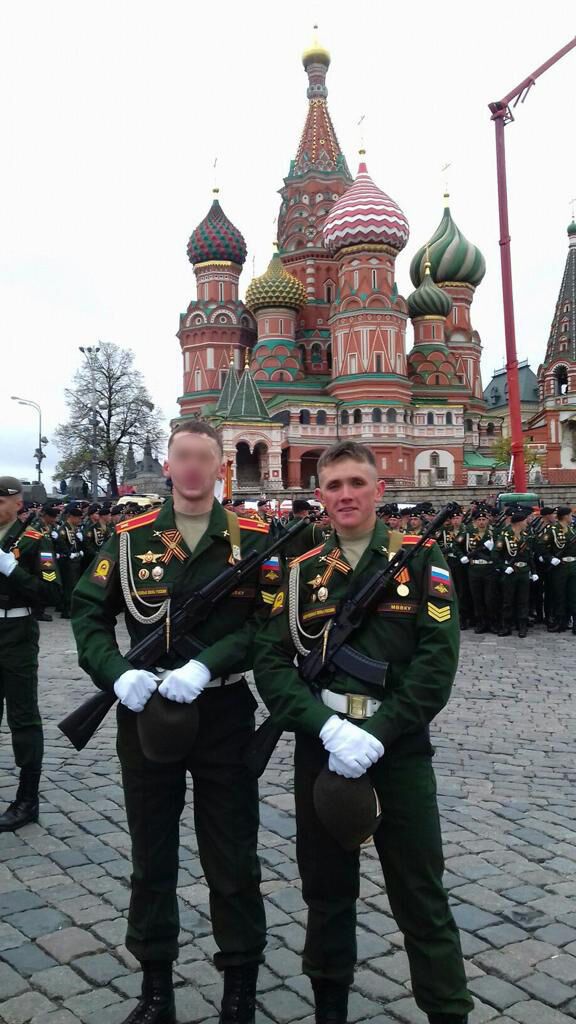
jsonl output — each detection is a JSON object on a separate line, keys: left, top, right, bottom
{"left": 347, "top": 694, "right": 368, "bottom": 719}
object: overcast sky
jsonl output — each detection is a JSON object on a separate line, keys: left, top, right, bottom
{"left": 1, "top": 0, "right": 575, "bottom": 488}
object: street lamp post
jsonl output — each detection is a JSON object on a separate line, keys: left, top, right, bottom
{"left": 79, "top": 345, "right": 101, "bottom": 500}
{"left": 11, "top": 396, "right": 48, "bottom": 485}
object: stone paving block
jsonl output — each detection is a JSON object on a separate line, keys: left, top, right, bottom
{"left": 1, "top": 941, "right": 58, "bottom": 975}
{"left": 0, "top": 991, "right": 54, "bottom": 1023}
{"left": 353, "top": 968, "right": 405, "bottom": 1002}
{"left": 0, "top": 890, "right": 44, "bottom": 914}
{"left": 72, "top": 952, "right": 130, "bottom": 985}
{"left": 30, "top": 964, "right": 91, "bottom": 998}
{"left": 538, "top": 953, "right": 576, "bottom": 983}
{"left": 257, "top": 987, "right": 311, "bottom": 1023}
{"left": 84, "top": 1001, "right": 137, "bottom": 1024}
{"left": 63, "top": 988, "right": 122, "bottom": 1021}
{"left": 506, "top": 1000, "right": 576, "bottom": 1023}
{"left": 477, "top": 923, "right": 530, "bottom": 948}
{"left": 0, "top": 923, "right": 27, "bottom": 952}
{"left": 5, "top": 907, "right": 71, "bottom": 940}
{"left": 0, "top": 961, "right": 29, "bottom": 999}
{"left": 468, "top": 976, "right": 530, "bottom": 1011}
{"left": 37, "top": 927, "right": 104, "bottom": 963}
{"left": 452, "top": 903, "right": 501, "bottom": 932}
{"left": 265, "top": 947, "right": 302, "bottom": 979}
{"left": 517, "top": 970, "right": 576, "bottom": 1007}
{"left": 30, "top": 1008, "right": 82, "bottom": 1023}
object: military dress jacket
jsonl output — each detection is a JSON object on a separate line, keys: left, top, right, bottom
{"left": 0, "top": 522, "right": 61, "bottom": 611}
{"left": 52, "top": 522, "right": 84, "bottom": 562}
{"left": 71, "top": 497, "right": 282, "bottom": 693}
{"left": 495, "top": 526, "right": 534, "bottom": 574}
{"left": 455, "top": 525, "right": 495, "bottom": 568}
{"left": 254, "top": 519, "right": 458, "bottom": 751}
{"left": 541, "top": 522, "right": 576, "bottom": 565}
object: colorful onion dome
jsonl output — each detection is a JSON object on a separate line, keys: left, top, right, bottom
{"left": 187, "top": 190, "right": 247, "bottom": 266}
{"left": 407, "top": 262, "right": 453, "bottom": 319}
{"left": 568, "top": 219, "right": 576, "bottom": 237}
{"left": 410, "top": 194, "right": 486, "bottom": 288}
{"left": 245, "top": 251, "right": 307, "bottom": 312}
{"left": 322, "top": 158, "right": 409, "bottom": 255}
{"left": 302, "top": 25, "right": 331, "bottom": 68}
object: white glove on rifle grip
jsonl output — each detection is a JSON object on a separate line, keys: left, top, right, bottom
{"left": 460, "top": 556, "right": 469, "bottom": 565}
{"left": 158, "top": 660, "right": 211, "bottom": 703}
{"left": 320, "top": 715, "right": 384, "bottom": 778}
{"left": 484, "top": 539, "right": 494, "bottom": 551}
{"left": 0, "top": 551, "right": 18, "bottom": 577}
{"left": 551, "top": 557, "right": 561, "bottom": 567}
{"left": 504, "top": 566, "right": 514, "bottom": 575}
{"left": 113, "top": 669, "right": 158, "bottom": 713}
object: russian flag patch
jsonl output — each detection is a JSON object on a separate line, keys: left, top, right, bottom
{"left": 429, "top": 564, "right": 453, "bottom": 600}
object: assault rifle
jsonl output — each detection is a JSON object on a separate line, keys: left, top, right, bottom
{"left": 244, "top": 502, "right": 458, "bottom": 778}
{"left": 58, "top": 516, "right": 310, "bottom": 751}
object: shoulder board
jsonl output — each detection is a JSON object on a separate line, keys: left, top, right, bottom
{"left": 288, "top": 543, "right": 325, "bottom": 568}
{"left": 237, "top": 516, "right": 269, "bottom": 534}
{"left": 23, "top": 527, "right": 43, "bottom": 540}
{"left": 402, "top": 535, "right": 435, "bottom": 547}
{"left": 115, "top": 508, "right": 161, "bottom": 533}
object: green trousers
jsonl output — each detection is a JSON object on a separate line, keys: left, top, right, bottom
{"left": 550, "top": 563, "right": 576, "bottom": 626}
{"left": 117, "top": 680, "right": 266, "bottom": 966}
{"left": 501, "top": 569, "right": 530, "bottom": 628}
{"left": 0, "top": 616, "right": 43, "bottom": 769}
{"left": 294, "top": 733, "right": 473, "bottom": 1019}
{"left": 468, "top": 567, "right": 498, "bottom": 628}
{"left": 59, "top": 560, "right": 83, "bottom": 616}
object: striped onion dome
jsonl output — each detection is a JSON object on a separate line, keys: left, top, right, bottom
{"left": 245, "top": 251, "right": 307, "bottom": 312}
{"left": 322, "top": 159, "right": 409, "bottom": 254}
{"left": 407, "top": 262, "right": 453, "bottom": 319}
{"left": 410, "top": 195, "right": 486, "bottom": 288}
{"left": 187, "top": 190, "right": 247, "bottom": 266}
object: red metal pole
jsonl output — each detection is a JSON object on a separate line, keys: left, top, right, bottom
{"left": 492, "top": 110, "right": 527, "bottom": 493}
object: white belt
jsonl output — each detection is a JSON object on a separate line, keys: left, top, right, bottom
{"left": 0, "top": 607, "right": 31, "bottom": 619}
{"left": 321, "top": 689, "right": 382, "bottom": 720}
{"left": 562, "top": 556, "right": 576, "bottom": 563}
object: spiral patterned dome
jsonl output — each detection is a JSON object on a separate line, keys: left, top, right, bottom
{"left": 187, "top": 191, "right": 247, "bottom": 266}
{"left": 407, "top": 263, "right": 453, "bottom": 319}
{"left": 245, "top": 252, "right": 307, "bottom": 312}
{"left": 410, "top": 196, "right": 486, "bottom": 288}
{"left": 322, "top": 160, "right": 409, "bottom": 255}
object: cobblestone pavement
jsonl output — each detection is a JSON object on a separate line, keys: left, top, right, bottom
{"left": 1, "top": 619, "right": 576, "bottom": 1024}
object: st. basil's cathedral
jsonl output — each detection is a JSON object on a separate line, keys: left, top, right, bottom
{"left": 175, "top": 35, "right": 502, "bottom": 494}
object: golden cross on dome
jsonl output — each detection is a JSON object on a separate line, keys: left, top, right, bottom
{"left": 571, "top": 197, "right": 576, "bottom": 220}
{"left": 441, "top": 162, "right": 452, "bottom": 205}
{"left": 357, "top": 114, "right": 366, "bottom": 155}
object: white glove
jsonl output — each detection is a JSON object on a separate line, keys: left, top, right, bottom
{"left": 51, "top": 530, "right": 59, "bottom": 540}
{"left": 114, "top": 669, "right": 158, "bottom": 712}
{"left": 0, "top": 551, "right": 18, "bottom": 576}
{"left": 460, "top": 556, "right": 469, "bottom": 565}
{"left": 504, "top": 566, "right": 514, "bottom": 575}
{"left": 531, "top": 574, "right": 539, "bottom": 582}
{"left": 551, "top": 557, "right": 561, "bottom": 567}
{"left": 158, "top": 660, "right": 211, "bottom": 703}
{"left": 484, "top": 539, "right": 494, "bottom": 551}
{"left": 76, "top": 531, "right": 83, "bottom": 541}
{"left": 320, "top": 715, "right": 384, "bottom": 778}
{"left": 70, "top": 552, "right": 82, "bottom": 560}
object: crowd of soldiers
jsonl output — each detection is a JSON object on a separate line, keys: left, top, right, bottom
{"left": 378, "top": 499, "right": 576, "bottom": 637}
{"left": 16, "top": 499, "right": 159, "bottom": 620}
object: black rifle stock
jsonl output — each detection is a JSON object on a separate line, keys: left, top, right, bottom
{"left": 245, "top": 503, "right": 458, "bottom": 778}
{"left": 58, "top": 517, "right": 310, "bottom": 751}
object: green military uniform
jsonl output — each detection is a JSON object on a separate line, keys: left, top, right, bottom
{"left": 455, "top": 521, "right": 497, "bottom": 633}
{"left": 284, "top": 520, "right": 333, "bottom": 562}
{"left": 53, "top": 517, "right": 84, "bottom": 617}
{"left": 0, "top": 520, "right": 60, "bottom": 824}
{"left": 254, "top": 521, "right": 473, "bottom": 1021}
{"left": 72, "top": 497, "right": 281, "bottom": 968}
{"left": 82, "top": 518, "right": 108, "bottom": 570}
{"left": 495, "top": 525, "right": 533, "bottom": 636}
{"left": 542, "top": 520, "right": 576, "bottom": 631}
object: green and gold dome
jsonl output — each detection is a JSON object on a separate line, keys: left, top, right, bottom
{"left": 410, "top": 194, "right": 486, "bottom": 288}
{"left": 245, "top": 251, "right": 307, "bottom": 313}
{"left": 302, "top": 25, "right": 331, "bottom": 69}
{"left": 407, "top": 262, "right": 453, "bottom": 319}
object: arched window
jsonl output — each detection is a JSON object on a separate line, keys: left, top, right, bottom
{"left": 298, "top": 345, "right": 307, "bottom": 368}
{"left": 430, "top": 452, "right": 440, "bottom": 468}
{"left": 326, "top": 343, "right": 333, "bottom": 371}
{"left": 427, "top": 412, "right": 434, "bottom": 425}
{"left": 555, "top": 365, "right": 569, "bottom": 395}
{"left": 353, "top": 408, "right": 362, "bottom": 424}
{"left": 386, "top": 408, "right": 397, "bottom": 424}
{"left": 486, "top": 422, "right": 495, "bottom": 436}
{"left": 299, "top": 409, "right": 310, "bottom": 425}
{"left": 316, "top": 410, "right": 327, "bottom": 426}
{"left": 340, "top": 409, "right": 349, "bottom": 425}
{"left": 465, "top": 418, "right": 473, "bottom": 432}
{"left": 311, "top": 343, "right": 322, "bottom": 365}
{"left": 446, "top": 411, "right": 453, "bottom": 426}
{"left": 372, "top": 408, "right": 382, "bottom": 423}
{"left": 375, "top": 354, "right": 383, "bottom": 373}
{"left": 325, "top": 283, "right": 333, "bottom": 304}
{"left": 372, "top": 269, "right": 378, "bottom": 290}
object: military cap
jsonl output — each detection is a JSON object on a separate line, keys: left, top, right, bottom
{"left": 0, "top": 476, "right": 23, "bottom": 496}
{"left": 110, "top": 504, "right": 122, "bottom": 515}
{"left": 388, "top": 503, "right": 400, "bottom": 516}
{"left": 472, "top": 507, "right": 489, "bottom": 519}
{"left": 257, "top": 500, "right": 269, "bottom": 508}
{"left": 293, "top": 499, "right": 312, "bottom": 513}
{"left": 221, "top": 498, "right": 233, "bottom": 507}
{"left": 419, "top": 501, "right": 435, "bottom": 513}
{"left": 449, "top": 503, "right": 463, "bottom": 515}
{"left": 313, "top": 767, "right": 382, "bottom": 851}
{"left": 511, "top": 509, "right": 530, "bottom": 523}
{"left": 137, "top": 691, "right": 199, "bottom": 763}
{"left": 42, "top": 502, "right": 60, "bottom": 517}
{"left": 100, "top": 503, "right": 112, "bottom": 514}
{"left": 540, "top": 506, "right": 554, "bottom": 516}
{"left": 231, "top": 499, "right": 244, "bottom": 508}
{"left": 556, "top": 505, "right": 572, "bottom": 518}
{"left": 64, "top": 503, "right": 83, "bottom": 516}
{"left": 87, "top": 503, "right": 101, "bottom": 514}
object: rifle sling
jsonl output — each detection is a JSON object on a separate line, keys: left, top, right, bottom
{"left": 317, "top": 644, "right": 389, "bottom": 686}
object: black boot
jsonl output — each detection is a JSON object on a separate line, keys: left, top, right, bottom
{"left": 474, "top": 621, "right": 487, "bottom": 634}
{"left": 0, "top": 768, "right": 41, "bottom": 832}
{"left": 219, "top": 964, "right": 258, "bottom": 1024}
{"left": 498, "top": 626, "right": 511, "bottom": 637}
{"left": 311, "top": 979, "right": 349, "bottom": 1024}
{"left": 518, "top": 621, "right": 528, "bottom": 638}
{"left": 121, "top": 962, "right": 176, "bottom": 1024}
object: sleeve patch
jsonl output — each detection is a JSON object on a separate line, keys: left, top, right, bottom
{"left": 427, "top": 601, "right": 451, "bottom": 622}
{"left": 260, "top": 556, "right": 281, "bottom": 583}
{"left": 90, "top": 554, "right": 116, "bottom": 588}
{"left": 429, "top": 564, "right": 453, "bottom": 601}
{"left": 270, "top": 589, "right": 286, "bottom": 617}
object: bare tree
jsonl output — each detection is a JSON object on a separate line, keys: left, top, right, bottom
{"left": 54, "top": 343, "right": 166, "bottom": 495}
